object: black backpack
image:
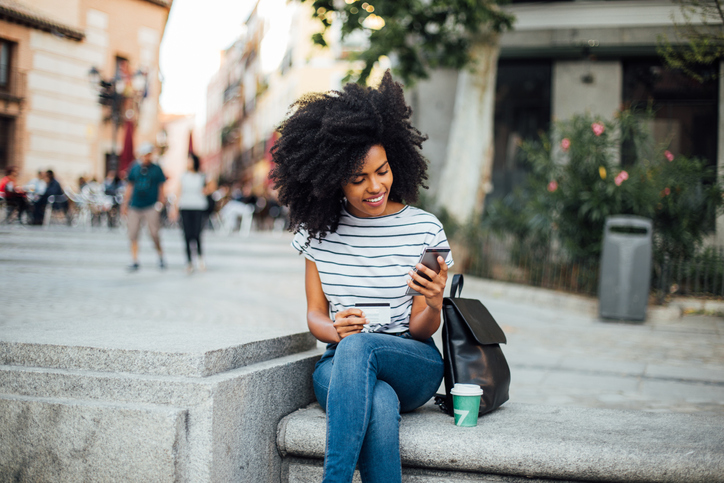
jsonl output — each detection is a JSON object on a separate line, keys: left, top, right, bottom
{"left": 435, "top": 274, "right": 511, "bottom": 416}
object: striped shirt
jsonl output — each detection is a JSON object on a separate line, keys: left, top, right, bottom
{"left": 292, "top": 205, "right": 453, "bottom": 334}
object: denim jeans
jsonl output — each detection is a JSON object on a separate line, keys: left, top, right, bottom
{"left": 313, "top": 332, "right": 444, "bottom": 483}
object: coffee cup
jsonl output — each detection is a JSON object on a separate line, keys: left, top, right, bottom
{"left": 450, "top": 383, "right": 483, "bottom": 427}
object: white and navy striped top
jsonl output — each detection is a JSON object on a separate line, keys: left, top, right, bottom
{"left": 292, "top": 205, "right": 454, "bottom": 334}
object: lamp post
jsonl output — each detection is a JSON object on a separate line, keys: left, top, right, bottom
{"left": 88, "top": 66, "right": 148, "bottom": 173}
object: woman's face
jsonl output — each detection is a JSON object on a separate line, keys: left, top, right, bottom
{"left": 342, "top": 144, "right": 394, "bottom": 218}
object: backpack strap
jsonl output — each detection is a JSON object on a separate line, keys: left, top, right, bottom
{"left": 450, "top": 273, "right": 464, "bottom": 298}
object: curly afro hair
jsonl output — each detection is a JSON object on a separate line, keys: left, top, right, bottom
{"left": 269, "top": 70, "right": 429, "bottom": 244}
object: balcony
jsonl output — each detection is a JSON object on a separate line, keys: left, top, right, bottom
{"left": 0, "top": 67, "right": 26, "bottom": 112}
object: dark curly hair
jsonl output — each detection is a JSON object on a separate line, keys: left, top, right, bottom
{"left": 269, "top": 70, "right": 429, "bottom": 244}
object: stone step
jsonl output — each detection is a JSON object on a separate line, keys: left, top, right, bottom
{"left": 277, "top": 402, "right": 724, "bottom": 483}
{"left": 1, "top": 332, "right": 317, "bottom": 377}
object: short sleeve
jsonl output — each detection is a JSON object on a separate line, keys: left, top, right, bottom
{"left": 291, "top": 228, "right": 315, "bottom": 262}
{"left": 429, "top": 221, "right": 454, "bottom": 268}
{"left": 127, "top": 166, "right": 137, "bottom": 183}
{"left": 156, "top": 166, "right": 167, "bottom": 183}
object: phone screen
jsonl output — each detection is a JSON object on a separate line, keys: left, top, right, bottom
{"left": 405, "top": 247, "right": 450, "bottom": 296}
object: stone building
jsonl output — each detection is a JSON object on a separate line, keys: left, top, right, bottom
{"left": 0, "top": 0, "right": 170, "bottom": 187}
{"left": 203, "top": 0, "right": 356, "bottom": 188}
{"left": 411, "top": 0, "right": 721, "bottom": 213}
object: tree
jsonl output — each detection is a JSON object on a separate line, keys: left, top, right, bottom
{"left": 303, "top": 0, "right": 514, "bottom": 223}
{"left": 658, "top": 0, "right": 724, "bottom": 81}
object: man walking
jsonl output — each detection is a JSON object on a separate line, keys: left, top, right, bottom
{"left": 121, "top": 142, "right": 167, "bottom": 271}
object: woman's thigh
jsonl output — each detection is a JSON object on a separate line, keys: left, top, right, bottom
{"left": 314, "top": 334, "right": 443, "bottom": 413}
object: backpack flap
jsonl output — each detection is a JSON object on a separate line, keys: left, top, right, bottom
{"left": 445, "top": 298, "right": 507, "bottom": 345}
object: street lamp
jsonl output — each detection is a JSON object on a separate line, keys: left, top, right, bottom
{"left": 88, "top": 66, "right": 148, "bottom": 173}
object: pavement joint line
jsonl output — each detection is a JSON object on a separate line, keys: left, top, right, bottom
{"left": 510, "top": 363, "right": 724, "bottom": 386}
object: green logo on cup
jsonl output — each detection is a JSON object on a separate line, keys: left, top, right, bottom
{"left": 450, "top": 383, "right": 483, "bottom": 427}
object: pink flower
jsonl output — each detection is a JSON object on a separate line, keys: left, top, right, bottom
{"left": 591, "top": 122, "right": 605, "bottom": 136}
{"left": 620, "top": 170, "right": 629, "bottom": 181}
{"left": 664, "top": 187, "right": 671, "bottom": 196}
{"left": 560, "top": 138, "right": 570, "bottom": 151}
{"left": 664, "top": 150, "right": 674, "bottom": 162}
{"left": 547, "top": 180, "right": 558, "bottom": 192}
{"left": 615, "top": 176, "right": 623, "bottom": 186}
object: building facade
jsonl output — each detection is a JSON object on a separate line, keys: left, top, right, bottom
{"left": 0, "top": 0, "right": 170, "bottom": 187}
{"left": 203, "top": 0, "right": 356, "bottom": 191}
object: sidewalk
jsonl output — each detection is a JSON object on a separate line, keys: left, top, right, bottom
{"left": 2, "top": 225, "right": 722, "bottom": 414}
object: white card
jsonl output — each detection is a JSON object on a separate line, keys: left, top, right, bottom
{"left": 355, "top": 303, "right": 391, "bottom": 333}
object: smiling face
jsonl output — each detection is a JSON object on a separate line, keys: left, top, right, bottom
{"left": 342, "top": 144, "right": 402, "bottom": 218}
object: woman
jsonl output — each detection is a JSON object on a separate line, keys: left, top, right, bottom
{"left": 270, "top": 71, "right": 452, "bottom": 482}
{"left": 174, "top": 153, "right": 215, "bottom": 273}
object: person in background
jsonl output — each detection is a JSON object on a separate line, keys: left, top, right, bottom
{"left": 171, "top": 153, "right": 215, "bottom": 273}
{"left": 33, "top": 170, "right": 70, "bottom": 225}
{"left": 104, "top": 170, "right": 124, "bottom": 228}
{"left": 1, "top": 166, "right": 29, "bottom": 223}
{"left": 121, "top": 142, "right": 167, "bottom": 271}
{"left": 25, "top": 170, "right": 47, "bottom": 202}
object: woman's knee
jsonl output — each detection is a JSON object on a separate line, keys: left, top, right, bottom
{"left": 370, "top": 381, "right": 400, "bottom": 425}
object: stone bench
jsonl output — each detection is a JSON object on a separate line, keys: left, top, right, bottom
{"left": 277, "top": 401, "right": 724, "bottom": 483}
{"left": 0, "top": 332, "right": 322, "bottom": 482}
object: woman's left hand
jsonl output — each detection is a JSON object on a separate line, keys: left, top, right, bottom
{"left": 407, "top": 256, "right": 448, "bottom": 311}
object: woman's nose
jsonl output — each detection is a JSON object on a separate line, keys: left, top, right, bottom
{"left": 369, "top": 176, "right": 381, "bottom": 192}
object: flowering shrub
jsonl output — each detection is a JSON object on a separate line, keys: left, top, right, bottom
{"left": 483, "top": 110, "right": 723, "bottom": 264}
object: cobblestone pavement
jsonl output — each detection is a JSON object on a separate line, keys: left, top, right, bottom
{"left": 1, "top": 225, "right": 723, "bottom": 414}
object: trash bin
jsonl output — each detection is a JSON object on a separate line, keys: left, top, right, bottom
{"left": 598, "top": 215, "right": 653, "bottom": 321}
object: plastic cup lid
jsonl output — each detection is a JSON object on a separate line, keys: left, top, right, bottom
{"left": 450, "top": 383, "right": 483, "bottom": 396}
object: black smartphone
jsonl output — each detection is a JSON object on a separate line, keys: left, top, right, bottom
{"left": 405, "top": 247, "right": 450, "bottom": 296}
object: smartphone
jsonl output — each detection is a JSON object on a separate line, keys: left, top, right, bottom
{"left": 405, "top": 246, "right": 450, "bottom": 296}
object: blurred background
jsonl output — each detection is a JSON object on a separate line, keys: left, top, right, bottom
{"left": 1, "top": 0, "right": 723, "bottom": 306}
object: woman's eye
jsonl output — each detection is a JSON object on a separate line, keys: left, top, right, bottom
{"left": 378, "top": 170, "right": 389, "bottom": 176}
{"left": 351, "top": 178, "right": 364, "bottom": 185}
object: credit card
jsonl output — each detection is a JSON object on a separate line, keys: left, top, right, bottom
{"left": 355, "top": 303, "right": 391, "bottom": 333}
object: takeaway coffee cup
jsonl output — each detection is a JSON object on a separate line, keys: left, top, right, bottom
{"left": 450, "top": 383, "right": 484, "bottom": 427}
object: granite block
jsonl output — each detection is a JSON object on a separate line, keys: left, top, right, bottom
{"left": 278, "top": 402, "right": 724, "bottom": 483}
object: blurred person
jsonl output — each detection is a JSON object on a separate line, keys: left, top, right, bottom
{"left": 104, "top": 170, "right": 124, "bottom": 228}
{"left": 25, "top": 170, "right": 47, "bottom": 201}
{"left": 171, "top": 153, "right": 215, "bottom": 273}
{"left": 33, "top": 170, "right": 70, "bottom": 225}
{"left": 77, "top": 176, "right": 87, "bottom": 191}
{"left": 0, "top": 166, "right": 29, "bottom": 223}
{"left": 121, "top": 142, "right": 167, "bottom": 271}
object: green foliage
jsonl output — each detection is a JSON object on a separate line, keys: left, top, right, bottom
{"left": 483, "top": 111, "right": 724, "bottom": 265}
{"left": 302, "top": 0, "right": 515, "bottom": 85}
{"left": 657, "top": 0, "right": 724, "bottom": 81}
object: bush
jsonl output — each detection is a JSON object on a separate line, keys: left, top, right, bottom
{"left": 482, "top": 110, "right": 724, "bottom": 268}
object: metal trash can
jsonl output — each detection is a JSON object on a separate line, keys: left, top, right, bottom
{"left": 598, "top": 215, "right": 653, "bottom": 321}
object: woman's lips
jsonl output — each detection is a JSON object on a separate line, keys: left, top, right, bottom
{"left": 364, "top": 193, "right": 386, "bottom": 206}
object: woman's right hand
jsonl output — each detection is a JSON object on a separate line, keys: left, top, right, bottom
{"left": 333, "top": 308, "right": 367, "bottom": 340}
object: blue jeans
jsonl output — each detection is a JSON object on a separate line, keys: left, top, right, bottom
{"left": 313, "top": 332, "right": 444, "bottom": 483}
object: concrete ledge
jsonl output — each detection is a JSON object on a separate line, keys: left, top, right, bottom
{"left": 0, "top": 395, "right": 188, "bottom": 482}
{"left": 278, "top": 402, "right": 724, "bottom": 483}
{"left": 0, "top": 332, "right": 317, "bottom": 377}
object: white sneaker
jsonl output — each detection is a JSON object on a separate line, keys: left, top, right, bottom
{"left": 197, "top": 258, "right": 206, "bottom": 272}
{"left": 185, "top": 263, "right": 194, "bottom": 274}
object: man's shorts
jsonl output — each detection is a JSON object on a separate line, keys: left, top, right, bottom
{"left": 127, "top": 206, "right": 161, "bottom": 242}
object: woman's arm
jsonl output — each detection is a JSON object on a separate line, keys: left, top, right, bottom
{"left": 406, "top": 256, "right": 449, "bottom": 340}
{"left": 305, "top": 258, "right": 367, "bottom": 343}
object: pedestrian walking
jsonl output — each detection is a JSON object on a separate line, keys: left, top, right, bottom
{"left": 269, "top": 70, "right": 453, "bottom": 483}
{"left": 171, "top": 153, "right": 215, "bottom": 273}
{"left": 121, "top": 142, "right": 167, "bottom": 271}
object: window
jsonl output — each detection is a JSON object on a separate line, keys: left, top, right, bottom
{"left": 0, "top": 40, "right": 10, "bottom": 90}
{"left": 0, "top": 116, "right": 13, "bottom": 172}
{"left": 490, "top": 59, "right": 552, "bottom": 201}
{"left": 622, "top": 59, "right": 718, "bottom": 167}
